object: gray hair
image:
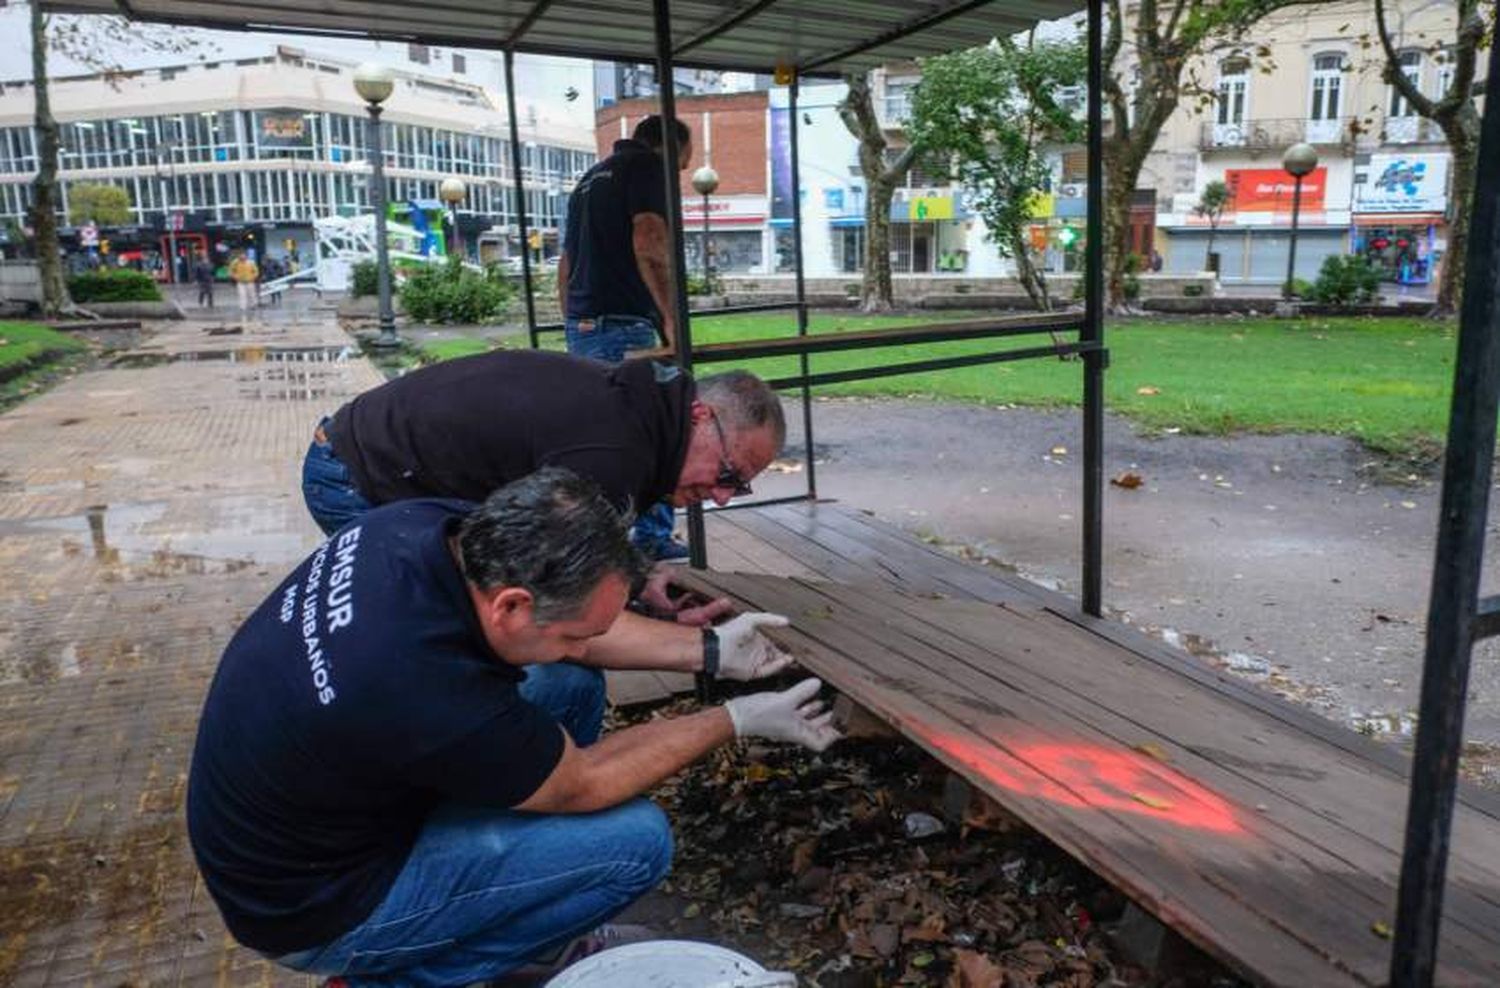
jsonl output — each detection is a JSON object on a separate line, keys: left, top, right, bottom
{"left": 696, "top": 370, "right": 786, "bottom": 452}
{"left": 457, "top": 468, "right": 647, "bottom": 623}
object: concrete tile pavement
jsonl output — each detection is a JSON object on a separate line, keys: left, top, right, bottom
{"left": 0, "top": 315, "right": 383, "bottom": 986}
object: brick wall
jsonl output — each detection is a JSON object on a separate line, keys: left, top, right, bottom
{"left": 594, "top": 91, "right": 768, "bottom": 197}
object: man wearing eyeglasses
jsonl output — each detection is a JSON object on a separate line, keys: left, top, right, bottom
{"left": 301, "top": 348, "right": 781, "bottom": 620}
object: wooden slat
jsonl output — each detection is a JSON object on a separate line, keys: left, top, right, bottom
{"left": 687, "top": 570, "right": 1500, "bottom": 987}
{"left": 764, "top": 503, "right": 1500, "bottom": 819}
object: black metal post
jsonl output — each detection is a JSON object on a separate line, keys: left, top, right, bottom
{"left": 504, "top": 49, "right": 539, "bottom": 350}
{"left": 652, "top": 0, "right": 705, "bottom": 568}
{"left": 1081, "top": 0, "right": 1104, "bottom": 616}
{"left": 366, "top": 103, "right": 399, "bottom": 347}
{"left": 1389, "top": 21, "right": 1500, "bottom": 987}
{"left": 698, "top": 194, "right": 708, "bottom": 284}
{"left": 1284, "top": 173, "right": 1304, "bottom": 300}
{"left": 789, "top": 77, "right": 817, "bottom": 499}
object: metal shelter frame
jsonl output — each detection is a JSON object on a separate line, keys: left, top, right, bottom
{"left": 45, "top": 0, "right": 1498, "bottom": 983}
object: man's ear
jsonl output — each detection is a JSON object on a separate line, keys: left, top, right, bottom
{"left": 486, "top": 586, "right": 536, "bottom": 634}
{"left": 688, "top": 399, "right": 712, "bottom": 425}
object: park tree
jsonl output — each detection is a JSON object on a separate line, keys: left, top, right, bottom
{"left": 1099, "top": 0, "right": 1320, "bottom": 310}
{"left": 838, "top": 73, "right": 917, "bottom": 312}
{"left": 67, "top": 183, "right": 132, "bottom": 227}
{"left": 1193, "top": 179, "right": 1230, "bottom": 271}
{"left": 20, "top": 1, "right": 206, "bottom": 315}
{"left": 908, "top": 36, "right": 1087, "bottom": 311}
{"left": 1372, "top": 0, "right": 1495, "bottom": 315}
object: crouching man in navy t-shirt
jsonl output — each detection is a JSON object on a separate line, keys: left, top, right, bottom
{"left": 187, "top": 467, "right": 840, "bottom": 987}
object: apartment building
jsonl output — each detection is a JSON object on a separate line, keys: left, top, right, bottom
{"left": 0, "top": 46, "right": 594, "bottom": 273}
{"left": 1145, "top": 0, "right": 1470, "bottom": 288}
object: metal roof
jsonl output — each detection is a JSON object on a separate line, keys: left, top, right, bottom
{"left": 44, "top": 1, "right": 1083, "bottom": 77}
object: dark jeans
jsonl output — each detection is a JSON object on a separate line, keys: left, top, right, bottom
{"left": 270, "top": 663, "right": 672, "bottom": 986}
{"left": 196, "top": 283, "right": 214, "bottom": 308}
{"left": 564, "top": 315, "right": 677, "bottom": 552}
{"left": 302, "top": 419, "right": 374, "bottom": 536}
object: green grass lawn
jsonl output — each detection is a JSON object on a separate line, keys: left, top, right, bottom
{"left": 0, "top": 320, "right": 86, "bottom": 373}
{"left": 417, "top": 336, "right": 497, "bottom": 363}
{"left": 680, "top": 311, "right": 1457, "bottom": 459}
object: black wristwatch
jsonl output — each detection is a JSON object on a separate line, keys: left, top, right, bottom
{"left": 701, "top": 627, "right": 721, "bottom": 679}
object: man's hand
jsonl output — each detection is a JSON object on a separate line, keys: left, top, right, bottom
{"left": 725, "top": 678, "right": 841, "bottom": 752}
{"left": 638, "top": 564, "right": 734, "bottom": 625}
{"left": 715, "top": 612, "right": 796, "bottom": 681}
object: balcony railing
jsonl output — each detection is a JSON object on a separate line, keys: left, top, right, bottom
{"left": 1199, "top": 117, "right": 1355, "bottom": 151}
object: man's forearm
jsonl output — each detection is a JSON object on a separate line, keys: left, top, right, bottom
{"left": 634, "top": 250, "right": 676, "bottom": 350}
{"left": 573, "top": 707, "right": 733, "bottom": 809}
{"left": 578, "top": 610, "right": 702, "bottom": 672}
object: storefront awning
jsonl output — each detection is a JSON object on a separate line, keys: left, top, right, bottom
{"left": 1352, "top": 213, "right": 1446, "bottom": 226}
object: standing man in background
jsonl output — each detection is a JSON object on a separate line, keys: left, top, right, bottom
{"left": 558, "top": 114, "right": 693, "bottom": 561}
{"left": 229, "top": 251, "right": 259, "bottom": 323}
{"left": 193, "top": 252, "right": 215, "bottom": 309}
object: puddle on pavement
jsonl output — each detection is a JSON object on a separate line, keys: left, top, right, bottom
{"left": 110, "top": 345, "right": 353, "bottom": 369}
{"left": 5, "top": 499, "right": 307, "bottom": 573}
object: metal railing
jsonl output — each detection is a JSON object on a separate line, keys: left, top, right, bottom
{"left": 1199, "top": 117, "right": 1355, "bottom": 151}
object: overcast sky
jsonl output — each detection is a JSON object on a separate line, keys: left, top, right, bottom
{"left": 0, "top": 7, "right": 599, "bottom": 128}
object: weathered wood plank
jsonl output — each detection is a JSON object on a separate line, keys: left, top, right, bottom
{"left": 687, "top": 570, "right": 1500, "bottom": 987}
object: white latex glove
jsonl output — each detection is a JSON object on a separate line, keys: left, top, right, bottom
{"left": 724, "top": 678, "right": 842, "bottom": 752}
{"left": 714, "top": 612, "right": 797, "bottom": 681}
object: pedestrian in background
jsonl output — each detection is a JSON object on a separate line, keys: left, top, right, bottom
{"left": 229, "top": 251, "right": 259, "bottom": 322}
{"left": 193, "top": 252, "right": 215, "bottom": 309}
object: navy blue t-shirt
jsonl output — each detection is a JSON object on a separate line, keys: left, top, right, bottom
{"left": 562, "top": 138, "right": 668, "bottom": 330}
{"left": 186, "top": 500, "right": 566, "bottom": 955}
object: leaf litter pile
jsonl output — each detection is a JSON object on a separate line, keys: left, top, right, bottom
{"left": 614, "top": 699, "right": 1246, "bottom": 988}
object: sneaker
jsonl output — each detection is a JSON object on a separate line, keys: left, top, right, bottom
{"left": 486, "top": 924, "right": 658, "bottom": 986}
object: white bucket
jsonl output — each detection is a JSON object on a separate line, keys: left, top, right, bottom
{"left": 544, "top": 939, "right": 797, "bottom": 987}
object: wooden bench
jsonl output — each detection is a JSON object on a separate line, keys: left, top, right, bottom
{"left": 629, "top": 501, "right": 1500, "bottom": 987}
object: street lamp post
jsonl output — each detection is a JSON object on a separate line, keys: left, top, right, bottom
{"left": 1282, "top": 142, "right": 1319, "bottom": 301}
{"left": 691, "top": 165, "right": 719, "bottom": 290}
{"left": 439, "top": 177, "right": 467, "bottom": 260}
{"left": 354, "top": 62, "right": 400, "bottom": 348}
{"left": 153, "top": 139, "right": 179, "bottom": 284}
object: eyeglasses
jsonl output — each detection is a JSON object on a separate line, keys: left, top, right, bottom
{"left": 709, "top": 410, "right": 753, "bottom": 497}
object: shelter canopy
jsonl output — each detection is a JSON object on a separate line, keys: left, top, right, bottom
{"left": 46, "top": 1, "right": 1083, "bottom": 76}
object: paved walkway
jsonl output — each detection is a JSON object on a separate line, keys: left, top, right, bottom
{"left": 0, "top": 314, "right": 380, "bottom": 986}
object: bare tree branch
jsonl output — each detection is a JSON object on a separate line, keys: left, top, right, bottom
{"left": 1374, "top": 0, "right": 1438, "bottom": 120}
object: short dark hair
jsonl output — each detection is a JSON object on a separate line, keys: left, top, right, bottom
{"left": 697, "top": 370, "right": 786, "bottom": 452}
{"left": 457, "top": 468, "right": 647, "bottom": 623}
{"left": 632, "top": 115, "right": 691, "bottom": 151}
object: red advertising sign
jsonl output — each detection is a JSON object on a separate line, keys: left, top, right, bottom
{"left": 1224, "top": 167, "right": 1327, "bottom": 212}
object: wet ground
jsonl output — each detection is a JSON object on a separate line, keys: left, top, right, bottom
{"left": 0, "top": 311, "right": 377, "bottom": 985}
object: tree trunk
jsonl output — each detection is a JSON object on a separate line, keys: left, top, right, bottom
{"left": 863, "top": 177, "right": 896, "bottom": 312}
{"left": 838, "top": 74, "right": 914, "bottom": 313}
{"left": 1101, "top": 138, "right": 1140, "bottom": 312}
{"left": 1435, "top": 113, "right": 1479, "bottom": 315}
{"left": 1007, "top": 228, "right": 1051, "bottom": 311}
{"left": 29, "top": 3, "right": 69, "bottom": 317}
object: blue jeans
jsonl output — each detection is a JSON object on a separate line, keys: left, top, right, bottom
{"left": 271, "top": 662, "right": 673, "bottom": 986}
{"left": 303, "top": 417, "right": 375, "bottom": 536}
{"left": 564, "top": 316, "right": 678, "bottom": 553}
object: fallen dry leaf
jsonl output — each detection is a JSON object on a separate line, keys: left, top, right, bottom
{"left": 1132, "top": 742, "right": 1169, "bottom": 762}
{"left": 1110, "top": 471, "right": 1144, "bottom": 490}
{"left": 946, "top": 948, "right": 1004, "bottom": 988}
{"left": 1132, "top": 792, "right": 1174, "bottom": 810}
{"left": 1050, "top": 445, "right": 1068, "bottom": 456}
{"left": 1135, "top": 385, "right": 1160, "bottom": 395}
